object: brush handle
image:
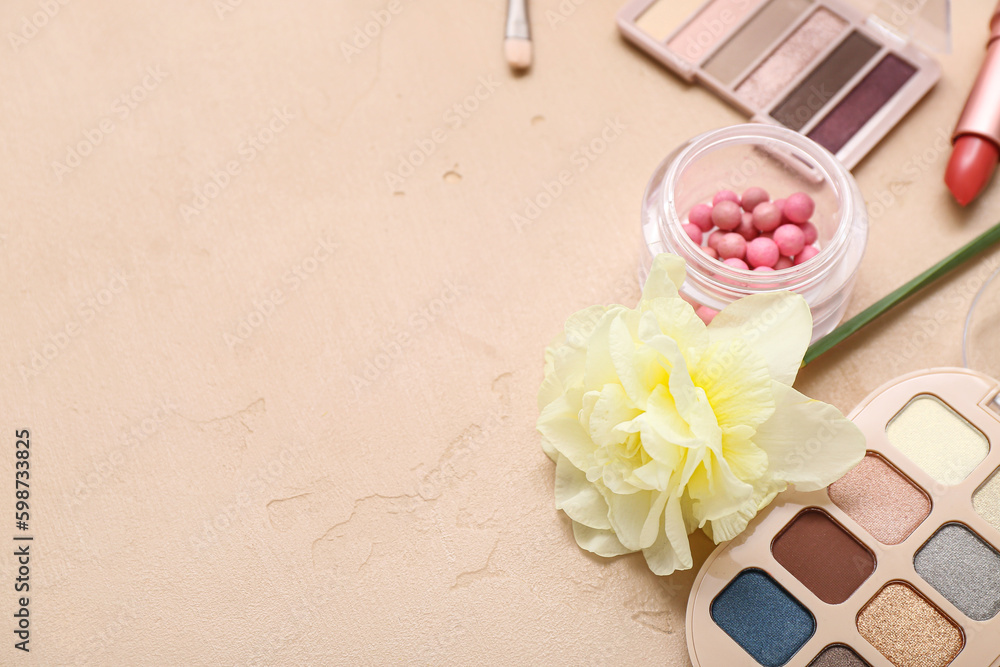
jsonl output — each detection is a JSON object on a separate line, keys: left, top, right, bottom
{"left": 506, "top": 0, "right": 530, "bottom": 40}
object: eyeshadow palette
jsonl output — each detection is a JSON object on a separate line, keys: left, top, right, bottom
{"left": 686, "top": 368, "right": 1000, "bottom": 666}
{"left": 616, "top": 0, "right": 945, "bottom": 169}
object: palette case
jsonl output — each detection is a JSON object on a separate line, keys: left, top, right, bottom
{"left": 617, "top": 0, "right": 948, "bottom": 169}
{"left": 686, "top": 367, "right": 1000, "bottom": 666}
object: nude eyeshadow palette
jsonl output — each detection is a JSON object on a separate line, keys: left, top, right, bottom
{"left": 616, "top": 0, "right": 944, "bottom": 169}
{"left": 686, "top": 368, "right": 1000, "bottom": 666}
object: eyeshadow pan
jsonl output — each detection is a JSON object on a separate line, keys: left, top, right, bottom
{"left": 807, "top": 645, "right": 870, "bottom": 667}
{"left": 660, "top": 0, "right": 768, "bottom": 62}
{"left": 711, "top": 568, "right": 815, "bottom": 666}
{"left": 857, "top": 583, "right": 963, "bottom": 667}
{"left": 770, "top": 31, "right": 880, "bottom": 131}
{"left": 974, "top": 466, "right": 1000, "bottom": 533}
{"left": 808, "top": 54, "right": 917, "bottom": 154}
{"left": 886, "top": 395, "right": 989, "bottom": 485}
{"left": 828, "top": 453, "right": 930, "bottom": 545}
{"left": 772, "top": 509, "right": 874, "bottom": 604}
{"left": 703, "top": 0, "right": 811, "bottom": 85}
{"left": 915, "top": 522, "right": 1000, "bottom": 621}
{"left": 735, "top": 8, "right": 847, "bottom": 109}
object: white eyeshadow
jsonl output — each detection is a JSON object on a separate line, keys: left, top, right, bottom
{"left": 886, "top": 395, "right": 988, "bottom": 485}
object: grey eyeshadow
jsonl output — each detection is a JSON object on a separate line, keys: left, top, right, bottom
{"left": 914, "top": 522, "right": 1000, "bottom": 621}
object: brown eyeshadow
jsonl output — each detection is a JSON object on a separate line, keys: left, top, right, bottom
{"left": 771, "top": 509, "right": 874, "bottom": 604}
{"left": 770, "top": 31, "right": 880, "bottom": 131}
{"left": 807, "top": 54, "right": 917, "bottom": 154}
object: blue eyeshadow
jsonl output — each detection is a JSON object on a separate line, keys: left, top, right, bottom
{"left": 711, "top": 568, "right": 816, "bottom": 666}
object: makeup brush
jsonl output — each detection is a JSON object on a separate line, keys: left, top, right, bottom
{"left": 505, "top": 0, "right": 532, "bottom": 71}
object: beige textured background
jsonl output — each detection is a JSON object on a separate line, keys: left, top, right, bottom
{"left": 3, "top": 0, "right": 1000, "bottom": 664}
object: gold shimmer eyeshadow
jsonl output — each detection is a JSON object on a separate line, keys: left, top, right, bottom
{"left": 735, "top": 8, "right": 847, "bottom": 109}
{"left": 702, "top": 0, "right": 811, "bottom": 85}
{"left": 886, "top": 394, "right": 989, "bottom": 485}
{"left": 828, "top": 453, "right": 931, "bottom": 545}
{"left": 857, "top": 583, "right": 963, "bottom": 667}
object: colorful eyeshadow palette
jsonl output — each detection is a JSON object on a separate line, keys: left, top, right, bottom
{"left": 616, "top": 0, "right": 943, "bottom": 169}
{"left": 687, "top": 368, "right": 1000, "bottom": 666}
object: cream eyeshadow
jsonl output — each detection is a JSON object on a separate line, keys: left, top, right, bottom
{"left": 886, "top": 394, "right": 988, "bottom": 485}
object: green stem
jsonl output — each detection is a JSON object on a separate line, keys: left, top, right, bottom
{"left": 803, "top": 223, "right": 1000, "bottom": 366}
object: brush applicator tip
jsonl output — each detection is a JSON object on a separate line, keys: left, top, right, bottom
{"left": 504, "top": 38, "right": 532, "bottom": 71}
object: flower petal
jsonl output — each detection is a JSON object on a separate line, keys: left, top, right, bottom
{"left": 708, "top": 292, "right": 812, "bottom": 386}
{"left": 641, "top": 253, "right": 687, "bottom": 303}
{"left": 691, "top": 337, "right": 775, "bottom": 431}
{"left": 572, "top": 521, "right": 632, "bottom": 557}
{"left": 555, "top": 454, "right": 611, "bottom": 530}
{"left": 684, "top": 449, "right": 755, "bottom": 526}
{"left": 564, "top": 305, "right": 609, "bottom": 348}
{"left": 642, "top": 494, "right": 693, "bottom": 575}
{"left": 537, "top": 388, "right": 594, "bottom": 471}
{"left": 753, "top": 382, "right": 866, "bottom": 491}
{"left": 704, "top": 495, "right": 759, "bottom": 543}
{"left": 604, "top": 488, "right": 656, "bottom": 551}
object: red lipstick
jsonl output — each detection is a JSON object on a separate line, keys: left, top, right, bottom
{"left": 947, "top": 2, "right": 1000, "bottom": 206}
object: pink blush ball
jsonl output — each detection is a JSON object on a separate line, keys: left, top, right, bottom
{"left": 707, "top": 230, "right": 727, "bottom": 250}
{"left": 773, "top": 224, "right": 805, "bottom": 257}
{"left": 713, "top": 190, "right": 740, "bottom": 206}
{"left": 799, "top": 221, "right": 818, "bottom": 245}
{"left": 741, "top": 187, "right": 769, "bottom": 213}
{"left": 702, "top": 246, "right": 719, "bottom": 260}
{"left": 746, "top": 237, "right": 779, "bottom": 268}
{"left": 795, "top": 245, "right": 820, "bottom": 265}
{"left": 682, "top": 223, "right": 704, "bottom": 245}
{"left": 712, "top": 200, "right": 742, "bottom": 231}
{"left": 784, "top": 192, "right": 815, "bottom": 223}
{"left": 736, "top": 213, "right": 759, "bottom": 241}
{"left": 723, "top": 258, "right": 749, "bottom": 271}
{"left": 753, "top": 266, "right": 775, "bottom": 272}
{"left": 774, "top": 256, "right": 794, "bottom": 270}
{"left": 717, "top": 233, "right": 747, "bottom": 260}
{"left": 688, "top": 204, "right": 714, "bottom": 232}
{"left": 752, "top": 202, "right": 782, "bottom": 232}
{"left": 695, "top": 305, "right": 719, "bottom": 325}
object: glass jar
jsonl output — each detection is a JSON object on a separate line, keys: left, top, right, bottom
{"left": 640, "top": 124, "right": 868, "bottom": 342}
